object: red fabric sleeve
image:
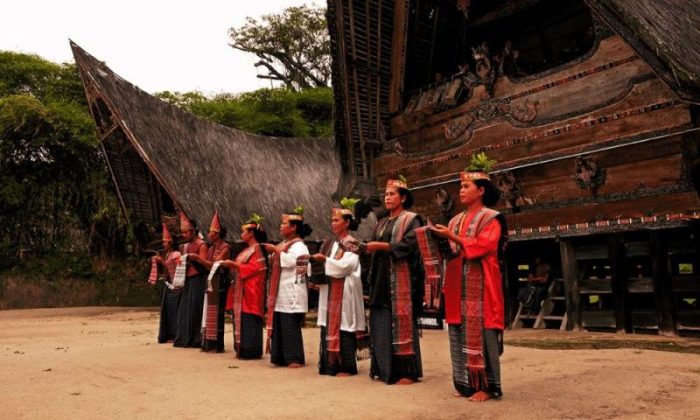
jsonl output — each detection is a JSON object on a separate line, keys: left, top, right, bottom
{"left": 237, "top": 257, "right": 260, "bottom": 281}
{"left": 462, "top": 219, "right": 501, "bottom": 260}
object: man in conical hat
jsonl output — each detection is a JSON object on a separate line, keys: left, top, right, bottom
{"left": 174, "top": 211, "right": 209, "bottom": 348}
{"left": 180, "top": 212, "right": 194, "bottom": 232}
{"left": 151, "top": 222, "right": 181, "bottom": 343}
{"left": 188, "top": 210, "right": 231, "bottom": 353}
{"left": 363, "top": 175, "right": 424, "bottom": 385}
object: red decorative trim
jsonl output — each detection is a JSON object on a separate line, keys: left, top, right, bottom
{"left": 507, "top": 212, "right": 699, "bottom": 238}
{"left": 378, "top": 99, "right": 680, "bottom": 179}
{"left": 502, "top": 56, "right": 639, "bottom": 102}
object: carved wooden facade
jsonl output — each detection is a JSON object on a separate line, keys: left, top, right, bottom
{"left": 328, "top": 0, "right": 700, "bottom": 335}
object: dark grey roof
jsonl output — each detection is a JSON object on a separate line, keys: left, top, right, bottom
{"left": 70, "top": 41, "right": 375, "bottom": 241}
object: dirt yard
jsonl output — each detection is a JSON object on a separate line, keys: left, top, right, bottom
{"left": 1, "top": 307, "right": 699, "bottom": 419}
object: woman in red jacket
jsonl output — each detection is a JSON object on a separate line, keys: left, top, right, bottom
{"left": 431, "top": 155, "right": 507, "bottom": 402}
{"left": 221, "top": 214, "right": 268, "bottom": 359}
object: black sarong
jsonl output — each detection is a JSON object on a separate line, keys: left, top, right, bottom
{"left": 270, "top": 311, "right": 305, "bottom": 366}
{"left": 174, "top": 274, "right": 205, "bottom": 348}
{"left": 158, "top": 284, "right": 180, "bottom": 343}
{"left": 369, "top": 306, "right": 422, "bottom": 384}
{"left": 319, "top": 327, "right": 358, "bottom": 375}
{"left": 238, "top": 312, "right": 264, "bottom": 359}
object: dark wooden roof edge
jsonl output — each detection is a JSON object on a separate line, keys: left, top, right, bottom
{"left": 586, "top": 0, "right": 700, "bottom": 104}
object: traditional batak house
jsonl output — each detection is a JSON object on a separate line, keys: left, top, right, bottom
{"left": 326, "top": 0, "right": 700, "bottom": 335}
{"left": 74, "top": 1, "right": 699, "bottom": 336}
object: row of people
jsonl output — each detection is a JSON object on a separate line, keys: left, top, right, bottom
{"left": 149, "top": 161, "right": 506, "bottom": 401}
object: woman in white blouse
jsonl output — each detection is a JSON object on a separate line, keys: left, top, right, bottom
{"left": 310, "top": 203, "right": 366, "bottom": 376}
{"left": 263, "top": 208, "right": 312, "bottom": 368}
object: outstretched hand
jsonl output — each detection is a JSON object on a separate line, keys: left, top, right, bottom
{"left": 219, "top": 259, "right": 239, "bottom": 270}
{"left": 364, "top": 241, "right": 390, "bottom": 254}
{"left": 430, "top": 224, "right": 450, "bottom": 238}
{"left": 262, "top": 243, "right": 278, "bottom": 253}
{"left": 309, "top": 253, "right": 326, "bottom": 262}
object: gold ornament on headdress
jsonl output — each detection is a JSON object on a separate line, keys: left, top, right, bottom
{"left": 282, "top": 205, "right": 305, "bottom": 222}
{"left": 386, "top": 174, "right": 409, "bottom": 190}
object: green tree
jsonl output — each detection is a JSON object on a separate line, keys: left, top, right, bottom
{"left": 157, "top": 87, "right": 334, "bottom": 137}
{"left": 0, "top": 52, "right": 127, "bottom": 264}
{"left": 229, "top": 5, "right": 331, "bottom": 91}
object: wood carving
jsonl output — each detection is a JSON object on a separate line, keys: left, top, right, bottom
{"left": 457, "top": 0, "right": 470, "bottom": 18}
{"left": 433, "top": 187, "right": 455, "bottom": 223}
{"left": 443, "top": 97, "right": 539, "bottom": 140}
{"left": 493, "top": 171, "right": 533, "bottom": 209}
{"left": 472, "top": 43, "right": 496, "bottom": 96}
{"left": 574, "top": 156, "right": 606, "bottom": 197}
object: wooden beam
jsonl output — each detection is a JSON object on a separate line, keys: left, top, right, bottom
{"left": 651, "top": 231, "right": 676, "bottom": 336}
{"left": 347, "top": 0, "right": 368, "bottom": 178}
{"left": 333, "top": 0, "right": 357, "bottom": 179}
{"left": 389, "top": 0, "right": 410, "bottom": 112}
{"left": 609, "top": 234, "right": 629, "bottom": 333}
{"left": 560, "top": 239, "right": 582, "bottom": 330}
{"left": 426, "top": 4, "right": 440, "bottom": 83}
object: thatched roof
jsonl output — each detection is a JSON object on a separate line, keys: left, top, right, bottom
{"left": 587, "top": 0, "right": 700, "bottom": 102}
{"left": 70, "top": 42, "right": 375, "bottom": 241}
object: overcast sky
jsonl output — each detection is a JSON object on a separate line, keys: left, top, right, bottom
{"left": 0, "top": 0, "right": 314, "bottom": 94}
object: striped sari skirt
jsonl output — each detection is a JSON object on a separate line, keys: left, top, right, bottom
{"left": 448, "top": 324, "right": 503, "bottom": 397}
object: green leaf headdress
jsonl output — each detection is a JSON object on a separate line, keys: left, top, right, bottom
{"left": 334, "top": 197, "right": 361, "bottom": 218}
{"left": 283, "top": 205, "right": 305, "bottom": 221}
{"left": 462, "top": 152, "right": 496, "bottom": 181}
{"left": 242, "top": 213, "right": 265, "bottom": 230}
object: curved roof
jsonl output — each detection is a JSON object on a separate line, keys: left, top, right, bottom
{"left": 70, "top": 41, "right": 375, "bottom": 241}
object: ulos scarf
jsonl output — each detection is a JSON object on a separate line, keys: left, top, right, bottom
{"left": 415, "top": 226, "right": 442, "bottom": 310}
{"left": 171, "top": 254, "right": 188, "bottom": 289}
{"left": 323, "top": 236, "right": 352, "bottom": 363}
{"left": 375, "top": 211, "right": 419, "bottom": 357}
{"left": 160, "top": 251, "right": 181, "bottom": 290}
{"left": 148, "top": 258, "right": 158, "bottom": 285}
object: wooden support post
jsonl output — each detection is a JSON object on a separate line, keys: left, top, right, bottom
{"left": 502, "top": 259, "right": 512, "bottom": 329}
{"left": 559, "top": 239, "right": 581, "bottom": 331}
{"left": 610, "top": 235, "right": 628, "bottom": 333}
{"left": 651, "top": 231, "right": 676, "bottom": 336}
{"left": 388, "top": 0, "right": 409, "bottom": 113}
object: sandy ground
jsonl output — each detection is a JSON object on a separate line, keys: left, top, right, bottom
{"left": 1, "top": 308, "right": 700, "bottom": 420}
